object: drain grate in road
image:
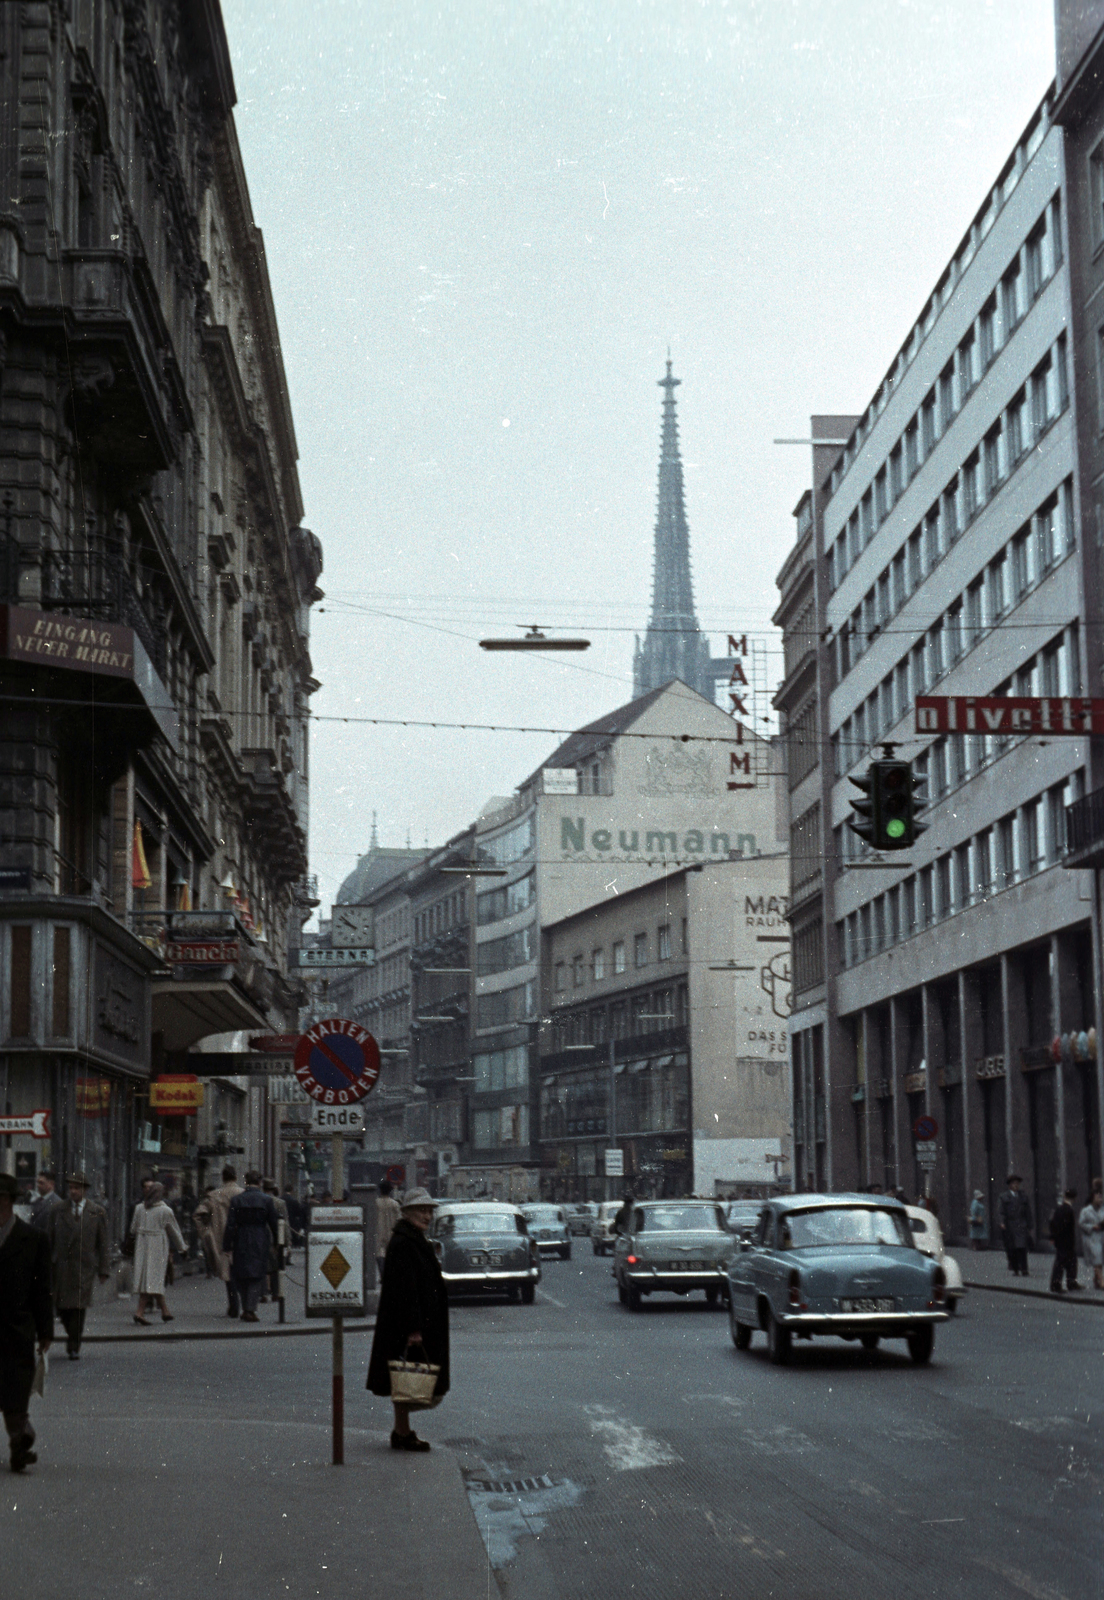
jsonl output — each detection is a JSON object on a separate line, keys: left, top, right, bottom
{"left": 467, "top": 1474, "right": 554, "bottom": 1495}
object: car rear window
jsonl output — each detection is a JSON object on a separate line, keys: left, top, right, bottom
{"left": 524, "top": 1207, "right": 564, "bottom": 1222}
{"left": 780, "top": 1207, "right": 912, "bottom": 1249}
{"left": 639, "top": 1204, "right": 724, "bottom": 1232}
{"left": 444, "top": 1212, "right": 523, "bottom": 1235}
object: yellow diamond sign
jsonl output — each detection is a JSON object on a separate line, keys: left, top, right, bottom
{"left": 320, "top": 1244, "right": 351, "bottom": 1290}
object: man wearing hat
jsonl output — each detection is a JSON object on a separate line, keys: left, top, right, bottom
{"left": 0, "top": 1171, "right": 53, "bottom": 1471}
{"left": 47, "top": 1172, "right": 110, "bottom": 1358}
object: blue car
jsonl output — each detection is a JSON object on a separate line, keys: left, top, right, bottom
{"left": 725, "top": 1194, "right": 949, "bottom": 1365}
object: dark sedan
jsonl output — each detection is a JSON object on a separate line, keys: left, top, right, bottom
{"left": 431, "top": 1202, "right": 541, "bottom": 1302}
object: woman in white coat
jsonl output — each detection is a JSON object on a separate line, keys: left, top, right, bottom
{"left": 130, "top": 1182, "right": 186, "bottom": 1324}
{"left": 1079, "top": 1180, "right": 1104, "bottom": 1291}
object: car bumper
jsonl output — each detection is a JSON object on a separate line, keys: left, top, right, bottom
{"left": 442, "top": 1266, "right": 540, "bottom": 1287}
{"left": 533, "top": 1240, "right": 569, "bottom": 1253}
{"left": 625, "top": 1268, "right": 728, "bottom": 1290}
{"left": 775, "top": 1309, "right": 949, "bottom": 1333}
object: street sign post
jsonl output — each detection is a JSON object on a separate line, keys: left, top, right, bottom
{"left": 305, "top": 1204, "right": 366, "bottom": 1466}
{"left": 294, "top": 1021, "right": 380, "bottom": 1467}
{"left": 310, "top": 1103, "right": 366, "bottom": 1135}
{"left": 0, "top": 1110, "right": 50, "bottom": 1139}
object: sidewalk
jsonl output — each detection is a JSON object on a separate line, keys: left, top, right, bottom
{"left": 2, "top": 1412, "right": 489, "bottom": 1600}
{"left": 959, "top": 1246, "right": 1104, "bottom": 1306}
{"left": 82, "top": 1258, "right": 378, "bottom": 1340}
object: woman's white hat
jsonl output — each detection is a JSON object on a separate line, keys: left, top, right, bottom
{"left": 401, "top": 1188, "right": 438, "bottom": 1210}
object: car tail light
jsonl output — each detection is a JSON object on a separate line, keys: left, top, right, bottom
{"left": 788, "top": 1268, "right": 806, "bottom": 1309}
{"left": 626, "top": 1255, "right": 638, "bottom": 1265}
{"left": 928, "top": 1266, "right": 945, "bottom": 1307}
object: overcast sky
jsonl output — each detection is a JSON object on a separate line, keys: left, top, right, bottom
{"left": 220, "top": 0, "right": 1054, "bottom": 919}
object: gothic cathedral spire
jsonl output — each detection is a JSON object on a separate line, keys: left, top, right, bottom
{"left": 633, "top": 357, "right": 711, "bottom": 700}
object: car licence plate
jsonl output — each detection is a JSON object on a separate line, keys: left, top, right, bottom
{"left": 839, "top": 1297, "right": 895, "bottom": 1313}
{"left": 667, "top": 1260, "right": 707, "bottom": 1272}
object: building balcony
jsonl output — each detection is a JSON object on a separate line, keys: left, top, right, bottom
{"left": 1065, "top": 787, "right": 1104, "bottom": 869}
{"left": 128, "top": 909, "right": 278, "bottom": 1053}
{"left": 241, "top": 748, "right": 308, "bottom": 880}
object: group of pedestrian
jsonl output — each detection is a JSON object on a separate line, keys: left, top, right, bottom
{"left": 190, "top": 1166, "right": 285, "bottom": 1321}
{"left": 993, "top": 1173, "right": 1104, "bottom": 1292}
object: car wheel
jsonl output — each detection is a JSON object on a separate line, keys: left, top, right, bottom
{"left": 562, "top": 1245, "right": 572, "bottom": 1261}
{"left": 617, "top": 1278, "right": 628, "bottom": 1305}
{"left": 907, "top": 1326, "right": 934, "bottom": 1365}
{"left": 946, "top": 1297, "right": 958, "bottom": 1316}
{"left": 520, "top": 1283, "right": 536, "bottom": 1305}
{"left": 592, "top": 1242, "right": 600, "bottom": 1255}
{"left": 860, "top": 1333, "right": 880, "bottom": 1351}
{"left": 507, "top": 1284, "right": 521, "bottom": 1304}
{"left": 627, "top": 1281, "right": 642, "bottom": 1312}
{"left": 705, "top": 1286, "right": 720, "bottom": 1307}
{"left": 766, "top": 1309, "right": 791, "bottom": 1365}
{"left": 729, "top": 1302, "right": 752, "bottom": 1349}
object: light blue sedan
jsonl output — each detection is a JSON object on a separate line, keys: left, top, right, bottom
{"left": 725, "top": 1194, "right": 949, "bottom": 1365}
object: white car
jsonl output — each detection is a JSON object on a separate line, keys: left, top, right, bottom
{"left": 905, "top": 1206, "right": 965, "bottom": 1312}
{"left": 591, "top": 1201, "right": 624, "bottom": 1255}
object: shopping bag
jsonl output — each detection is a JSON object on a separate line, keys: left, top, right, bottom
{"left": 31, "top": 1351, "right": 48, "bottom": 1397}
{"left": 388, "top": 1347, "right": 440, "bottom": 1408}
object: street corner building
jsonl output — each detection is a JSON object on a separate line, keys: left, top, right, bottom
{"left": 774, "top": 3, "right": 1104, "bottom": 1245}
{"left": 0, "top": 3, "right": 322, "bottom": 1240}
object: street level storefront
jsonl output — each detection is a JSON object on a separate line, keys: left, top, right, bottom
{"left": 0, "top": 897, "right": 162, "bottom": 1240}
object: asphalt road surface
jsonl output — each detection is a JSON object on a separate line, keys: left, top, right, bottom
{"left": 442, "top": 1246, "right": 1101, "bottom": 1599}
{"left": 10, "top": 1249, "right": 1100, "bottom": 1599}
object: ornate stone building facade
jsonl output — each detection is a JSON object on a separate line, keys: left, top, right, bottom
{"left": 0, "top": 2, "right": 319, "bottom": 1233}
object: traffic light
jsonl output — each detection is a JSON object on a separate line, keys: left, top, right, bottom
{"left": 847, "top": 758, "right": 927, "bottom": 851}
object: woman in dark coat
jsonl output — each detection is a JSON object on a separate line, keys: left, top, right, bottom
{"left": 367, "top": 1189, "right": 449, "bottom": 1452}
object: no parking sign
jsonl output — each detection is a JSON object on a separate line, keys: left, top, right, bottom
{"left": 294, "top": 1018, "right": 381, "bottom": 1106}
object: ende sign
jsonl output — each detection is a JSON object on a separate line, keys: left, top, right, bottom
{"left": 560, "top": 817, "right": 757, "bottom": 862}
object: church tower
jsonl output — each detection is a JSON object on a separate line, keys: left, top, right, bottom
{"left": 633, "top": 358, "right": 712, "bottom": 700}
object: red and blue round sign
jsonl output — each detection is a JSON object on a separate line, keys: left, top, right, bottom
{"left": 913, "top": 1114, "right": 938, "bottom": 1142}
{"left": 294, "top": 1018, "right": 381, "bottom": 1105}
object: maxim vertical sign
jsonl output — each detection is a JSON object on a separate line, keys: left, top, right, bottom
{"left": 725, "top": 633, "right": 754, "bottom": 790}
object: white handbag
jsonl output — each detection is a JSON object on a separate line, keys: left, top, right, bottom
{"left": 388, "top": 1345, "right": 441, "bottom": 1409}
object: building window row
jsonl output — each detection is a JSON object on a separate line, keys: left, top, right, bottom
{"left": 833, "top": 330, "right": 1069, "bottom": 683}
{"left": 476, "top": 869, "right": 535, "bottom": 926}
{"left": 825, "top": 138, "right": 1057, "bottom": 505}
{"left": 549, "top": 985, "right": 690, "bottom": 1052}
{"left": 475, "top": 980, "right": 536, "bottom": 1030}
{"left": 791, "top": 803, "right": 822, "bottom": 899}
{"left": 833, "top": 477, "right": 1075, "bottom": 779}
{"left": 787, "top": 698, "right": 819, "bottom": 790}
{"left": 479, "top": 814, "right": 535, "bottom": 867}
{"left": 472, "top": 1044, "right": 529, "bottom": 1092}
{"left": 838, "top": 770, "right": 1083, "bottom": 967}
{"left": 479, "top": 925, "right": 533, "bottom": 977}
{"left": 555, "top": 922, "right": 684, "bottom": 994}
{"left": 414, "top": 891, "right": 467, "bottom": 944}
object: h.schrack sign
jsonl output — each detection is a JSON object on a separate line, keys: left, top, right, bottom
{"left": 0, "top": 604, "right": 134, "bottom": 677}
{"left": 915, "top": 696, "right": 1104, "bottom": 736}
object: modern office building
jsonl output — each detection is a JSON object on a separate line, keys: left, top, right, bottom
{"left": 777, "top": 79, "right": 1104, "bottom": 1236}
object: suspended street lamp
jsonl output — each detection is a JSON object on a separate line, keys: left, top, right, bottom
{"left": 479, "top": 624, "right": 590, "bottom": 652}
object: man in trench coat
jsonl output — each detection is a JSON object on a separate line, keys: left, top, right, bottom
{"left": 48, "top": 1171, "right": 110, "bottom": 1358}
{"left": 222, "top": 1171, "right": 278, "bottom": 1322}
{"left": 206, "top": 1165, "right": 243, "bottom": 1316}
{"left": 0, "top": 1171, "right": 52, "bottom": 1471}
{"left": 998, "top": 1174, "right": 1033, "bottom": 1276}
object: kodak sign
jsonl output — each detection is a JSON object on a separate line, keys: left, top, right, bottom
{"left": 149, "top": 1075, "right": 204, "bottom": 1112}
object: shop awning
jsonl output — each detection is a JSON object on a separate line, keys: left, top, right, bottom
{"left": 151, "top": 979, "right": 268, "bottom": 1053}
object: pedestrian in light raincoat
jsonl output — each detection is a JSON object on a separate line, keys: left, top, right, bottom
{"left": 367, "top": 1189, "right": 449, "bottom": 1452}
{"left": 48, "top": 1171, "right": 109, "bottom": 1357}
{"left": 222, "top": 1172, "right": 277, "bottom": 1322}
{"left": 1080, "top": 1180, "right": 1104, "bottom": 1291}
{"left": 130, "top": 1183, "right": 185, "bottom": 1324}
{"left": 206, "top": 1165, "right": 243, "bottom": 1315}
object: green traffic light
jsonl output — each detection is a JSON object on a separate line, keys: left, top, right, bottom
{"left": 886, "top": 818, "right": 906, "bottom": 839}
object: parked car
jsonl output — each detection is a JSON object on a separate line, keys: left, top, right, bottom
{"left": 567, "top": 1203, "right": 598, "bottom": 1236}
{"left": 725, "top": 1194, "right": 949, "bottom": 1365}
{"left": 905, "top": 1206, "right": 965, "bottom": 1313}
{"left": 591, "top": 1201, "right": 625, "bottom": 1255}
{"left": 725, "top": 1201, "right": 762, "bottom": 1239}
{"left": 613, "top": 1200, "right": 735, "bottom": 1310}
{"left": 521, "top": 1203, "right": 572, "bottom": 1258}
{"left": 430, "top": 1202, "right": 541, "bottom": 1302}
